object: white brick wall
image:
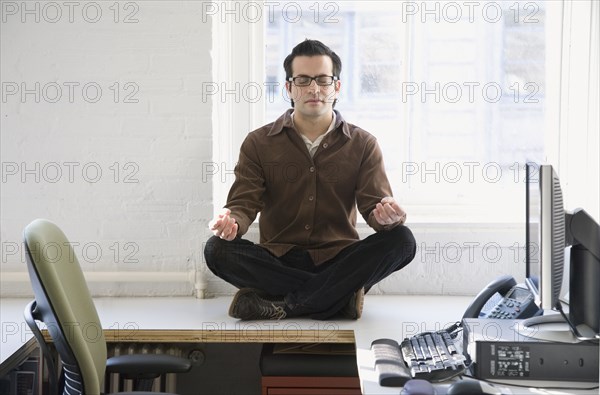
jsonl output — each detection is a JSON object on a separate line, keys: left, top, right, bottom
{"left": 1, "top": 0, "right": 214, "bottom": 296}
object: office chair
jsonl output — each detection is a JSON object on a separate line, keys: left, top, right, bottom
{"left": 23, "top": 219, "right": 192, "bottom": 395}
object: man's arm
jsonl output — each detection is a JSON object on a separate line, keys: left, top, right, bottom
{"left": 208, "top": 135, "right": 265, "bottom": 240}
{"left": 355, "top": 138, "right": 406, "bottom": 231}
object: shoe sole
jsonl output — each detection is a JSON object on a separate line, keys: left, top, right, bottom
{"left": 228, "top": 288, "right": 257, "bottom": 318}
{"left": 355, "top": 288, "right": 365, "bottom": 319}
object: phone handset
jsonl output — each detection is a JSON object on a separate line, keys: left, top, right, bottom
{"left": 462, "top": 275, "right": 517, "bottom": 319}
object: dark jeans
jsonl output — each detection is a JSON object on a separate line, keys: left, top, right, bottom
{"left": 204, "top": 225, "right": 416, "bottom": 320}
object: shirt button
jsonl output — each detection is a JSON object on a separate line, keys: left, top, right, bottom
{"left": 305, "top": 224, "right": 311, "bottom": 230}
{"left": 322, "top": 143, "right": 328, "bottom": 148}
{"left": 309, "top": 166, "right": 315, "bottom": 172}
{"left": 308, "top": 195, "right": 314, "bottom": 201}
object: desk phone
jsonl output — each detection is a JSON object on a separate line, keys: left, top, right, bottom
{"left": 462, "top": 275, "right": 541, "bottom": 320}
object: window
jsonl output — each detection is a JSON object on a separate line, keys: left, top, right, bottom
{"left": 263, "top": 1, "right": 554, "bottom": 223}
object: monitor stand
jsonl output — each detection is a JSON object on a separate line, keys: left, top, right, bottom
{"left": 515, "top": 313, "right": 598, "bottom": 343}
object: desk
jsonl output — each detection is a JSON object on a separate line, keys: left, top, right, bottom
{"left": 353, "top": 297, "right": 599, "bottom": 395}
{"left": 2, "top": 296, "right": 598, "bottom": 394}
{"left": 0, "top": 299, "right": 39, "bottom": 378}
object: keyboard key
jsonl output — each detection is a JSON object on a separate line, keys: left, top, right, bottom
{"left": 418, "top": 336, "right": 431, "bottom": 360}
{"left": 411, "top": 337, "right": 424, "bottom": 361}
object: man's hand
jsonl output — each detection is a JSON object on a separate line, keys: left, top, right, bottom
{"left": 373, "top": 197, "right": 407, "bottom": 226}
{"left": 209, "top": 208, "right": 238, "bottom": 241}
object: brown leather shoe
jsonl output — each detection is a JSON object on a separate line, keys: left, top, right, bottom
{"left": 228, "top": 288, "right": 287, "bottom": 320}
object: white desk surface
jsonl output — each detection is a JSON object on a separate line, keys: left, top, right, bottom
{"left": 2, "top": 295, "right": 598, "bottom": 394}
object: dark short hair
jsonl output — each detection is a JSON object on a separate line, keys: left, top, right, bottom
{"left": 283, "top": 39, "right": 342, "bottom": 80}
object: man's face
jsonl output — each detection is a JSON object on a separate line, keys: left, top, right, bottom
{"left": 286, "top": 55, "right": 341, "bottom": 119}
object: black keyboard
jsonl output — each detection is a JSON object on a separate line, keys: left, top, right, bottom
{"left": 372, "top": 329, "right": 467, "bottom": 386}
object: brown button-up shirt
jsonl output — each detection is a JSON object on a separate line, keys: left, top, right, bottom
{"left": 225, "top": 109, "right": 399, "bottom": 265}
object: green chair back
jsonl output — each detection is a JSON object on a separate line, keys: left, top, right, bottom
{"left": 24, "top": 219, "right": 107, "bottom": 394}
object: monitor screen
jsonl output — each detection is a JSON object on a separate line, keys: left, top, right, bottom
{"left": 525, "top": 163, "right": 541, "bottom": 297}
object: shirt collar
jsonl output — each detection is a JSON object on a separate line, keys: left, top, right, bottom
{"left": 267, "top": 109, "right": 351, "bottom": 138}
{"left": 291, "top": 111, "right": 336, "bottom": 138}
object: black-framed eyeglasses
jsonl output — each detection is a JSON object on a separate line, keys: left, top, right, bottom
{"left": 287, "top": 75, "right": 338, "bottom": 87}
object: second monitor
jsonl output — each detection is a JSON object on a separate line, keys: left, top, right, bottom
{"left": 524, "top": 162, "right": 600, "bottom": 339}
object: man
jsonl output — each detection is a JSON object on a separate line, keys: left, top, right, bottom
{"left": 204, "top": 39, "right": 416, "bottom": 320}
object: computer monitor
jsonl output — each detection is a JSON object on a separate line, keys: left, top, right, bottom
{"left": 525, "top": 163, "right": 565, "bottom": 312}
{"left": 522, "top": 162, "right": 600, "bottom": 340}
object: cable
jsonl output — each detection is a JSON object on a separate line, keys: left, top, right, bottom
{"left": 446, "top": 321, "right": 463, "bottom": 339}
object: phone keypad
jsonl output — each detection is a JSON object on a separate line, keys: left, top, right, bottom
{"left": 489, "top": 298, "right": 521, "bottom": 318}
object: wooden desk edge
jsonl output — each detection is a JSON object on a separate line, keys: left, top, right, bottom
{"left": 41, "top": 329, "right": 356, "bottom": 344}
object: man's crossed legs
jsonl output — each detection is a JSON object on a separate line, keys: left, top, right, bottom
{"left": 204, "top": 225, "right": 416, "bottom": 320}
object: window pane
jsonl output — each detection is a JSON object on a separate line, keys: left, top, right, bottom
{"left": 265, "top": 1, "right": 548, "bottom": 221}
